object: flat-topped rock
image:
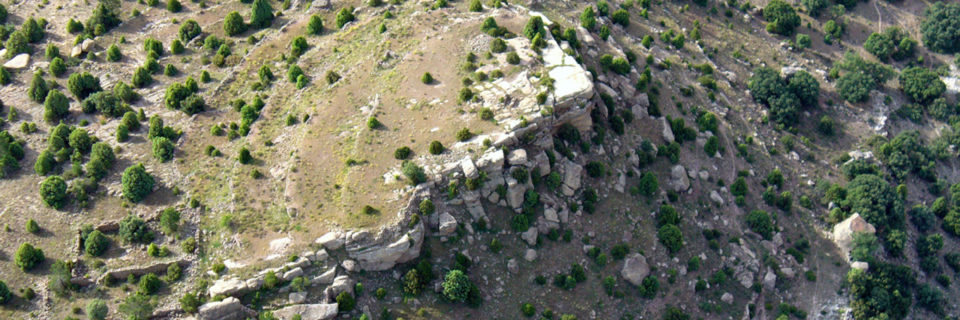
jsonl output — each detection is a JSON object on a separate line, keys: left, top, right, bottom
{"left": 272, "top": 303, "right": 338, "bottom": 320}
{"left": 198, "top": 297, "right": 255, "bottom": 320}
{"left": 3, "top": 53, "right": 29, "bottom": 69}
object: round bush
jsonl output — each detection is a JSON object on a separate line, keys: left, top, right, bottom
{"left": 85, "top": 230, "right": 110, "bottom": 256}
{"left": 14, "top": 243, "right": 44, "bottom": 271}
{"left": 394, "top": 146, "right": 412, "bottom": 160}
{"left": 122, "top": 163, "right": 155, "bottom": 202}
{"left": 442, "top": 270, "right": 472, "bottom": 302}
{"left": 428, "top": 140, "right": 444, "bottom": 155}
{"left": 87, "top": 299, "right": 108, "bottom": 320}
{"left": 40, "top": 175, "right": 68, "bottom": 209}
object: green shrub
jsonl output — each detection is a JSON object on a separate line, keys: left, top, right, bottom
{"left": 336, "top": 7, "right": 356, "bottom": 29}
{"left": 423, "top": 141, "right": 443, "bottom": 155}
{"left": 40, "top": 175, "right": 68, "bottom": 209}
{"left": 66, "top": 19, "right": 84, "bottom": 34}
{"left": 639, "top": 275, "right": 659, "bottom": 298}
{"left": 580, "top": 6, "right": 597, "bottom": 29}
{"left": 43, "top": 89, "right": 70, "bottom": 122}
{"left": 118, "top": 214, "right": 153, "bottom": 244}
{"left": 745, "top": 210, "right": 774, "bottom": 239}
{"left": 611, "top": 9, "right": 630, "bottom": 26}
{"left": 67, "top": 72, "right": 103, "bottom": 100}
{"left": 25, "top": 219, "right": 39, "bottom": 234}
{"left": 170, "top": 39, "right": 185, "bottom": 54}
{"left": 122, "top": 163, "right": 155, "bottom": 202}
{"left": 85, "top": 230, "right": 109, "bottom": 256}
{"left": 442, "top": 270, "right": 472, "bottom": 302}
{"left": 86, "top": 299, "right": 108, "bottom": 320}
{"left": 28, "top": 72, "right": 49, "bottom": 103}
{"left": 250, "top": 0, "right": 274, "bottom": 28}
{"left": 657, "top": 224, "right": 683, "bottom": 253}
{"left": 238, "top": 146, "right": 252, "bottom": 164}
{"left": 421, "top": 72, "right": 434, "bottom": 84}
{"left": 763, "top": 0, "right": 800, "bottom": 35}
{"left": 223, "top": 11, "right": 246, "bottom": 36}
{"left": 49, "top": 57, "right": 67, "bottom": 76}
{"left": 920, "top": 2, "right": 960, "bottom": 54}
{"left": 290, "top": 36, "right": 308, "bottom": 58}
{"left": 307, "top": 14, "right": 323, "bottom": 35}
{"left": 394, "top": 146, "right": 412, "bottom": 160}
{"left": 455, "top": 128, "right": 472, "bottom": 141}
{"left": 287, "top": 64, "right": 304, "bottom": 82}
{"left": 401, "top": 161, "right": 426, "bottom": 185}
{"left": 167, "top": 0, "right": 182, "bottom": 12}
{"left": 899, "top": 66, "right": 945, "bottom": 104}
{"left": 144, "top": 37, "right": 163, "bottom": 56}
{"left": 138, "top": 273, "right": 162, "bottom": 295}
{"left": 336, "top": 292, "right": 356, "bottom": 311}
{"left": 14, "top": 243, "right": 44, "bottom": 271}
{"left": 506, "top": 51, "right": 520, "bottom": 64}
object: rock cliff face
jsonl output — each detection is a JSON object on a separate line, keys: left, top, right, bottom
{"left": 198, "top": 7, "right": 596, "bottom": 318}
{"left": 335, "top": 6, "right": 594, "bottom": 273}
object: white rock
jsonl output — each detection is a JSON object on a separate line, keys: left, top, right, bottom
{"left": 209, "top": 277, "right": 249, "bottom": 297}
{"left": 851, "top": 261, "right": 869, "bottom": 271}
{"left": 312, "top": 267, "right": 337, "bottom": 285}
{"left": 198, "top": 297, "right": 255, "bottom": 320}
{"left": 524, "top": 249, "right": 537, "bottom": 261}
{"left": 283, "top": 267, "right": 304, "bottom": 281}
{"left": 273, "top": 303, "right": 338, "bottom": 320}
{"left": 460, "top": 157, "right": 479, "bottom": 179}
{"left": 661, "top": 117, "right": 675, "bottom": 143}
{"left": 721, "top": 292, "right": 734, "bottom": 304}
{"left": 521, "top": 228, "right": 538, "bottom": 246}
{"left": 2, "top": 54, "right": 29, "bottom": 69}
{"left": 289, "top": 292, "right": 307, "bottom": 304}
{"left": 315, "top": 249, "right": 329, "bottom": 261}
{"left": 438, "top": 212, "right": 457, "bottom": 235}
{"left": 710, "top": 190, "right": 724, "bottom": 205}
{"left": 620, "top": 253, "right": 650, "bottom": 286}
{"left": 508, "top": 149, "right": 528, "bottom": 166}
{"left": 316, "top": 231, "right": 344, "bottom": 250}
{"left": 341, "top": 260, "right": 358, "bottom": 273}
{"left": 81, "top": 39, "right": 95, "bottom": 51}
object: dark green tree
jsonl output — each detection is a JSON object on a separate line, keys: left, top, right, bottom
{"left": 899, "top": 67, "right": 945, "bottom": 105}
{"left": 844, "top": 174, "right": 902, "bottom": 231}
{"left": 920, "top": 2, "right": 960, "bottom": 54}
{"left": 250, "top": 0, "right": 274, "bottom": 29}
{"left": 14, "top": 243, "right": 44, "bottom": 271}
{"left": 43, "top": 89, "right": 70, "bottom": 122}
{"left": 85, "top": 230, "right": 109, "bottom": 256}
{"left": 121, "top": 163, "right": 155, "bottom": 202}
{"left": 223, "top": 11, "right": 245, "bottom": 36}
{"left": 28, "top": 72, "right": 49, "bottom": 103}
{"left": 763, "top": 0, "right": 800, "bottom": 35}
{"left": 39, "top": 175, "right": 67, "bottom": 209}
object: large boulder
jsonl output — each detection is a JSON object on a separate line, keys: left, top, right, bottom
{"left": 198, "top": 297, "right": 256, "bottom": 320}
{"left": 209, "top": 277, "right": 250, "bottom": 297}
{"left": 272, "top": 304, "right": 338, "bottom": 320}
{"left": 669, "top": 165, "right": 690, "bottom": 192}
{"left": 832, "top": 213, "right": 876, "bottom": 261}
{"left": 560, "top": 160, "right": 582, "bottom": 196}
{"left": 438, "top": 212, "right": 457, "bottom": 235}
{"left": 3, "top": 53, "right": 29, "bottom": 69}
{"left": 521, "top": 227, "right": 538, "bottom": 246}
{"left": 347, "top": 221, "right": 424, "bottom": 271}
{"left": 460, "top": 157, "right": 479, "bottom": 179}
{"left": 315, "top": 231, "right": 344, "bottom": 250}
{"left": 508, "top": 149, "right": 529, "bottom": 166}
{"left": 620, "top": 253, "right": 650, "bottom": 286}
{"left": 312, "top": 267, "right": 337, "bottom": 285}
{"left": 661, "top": 117, "right": 675, "bottom": 143}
